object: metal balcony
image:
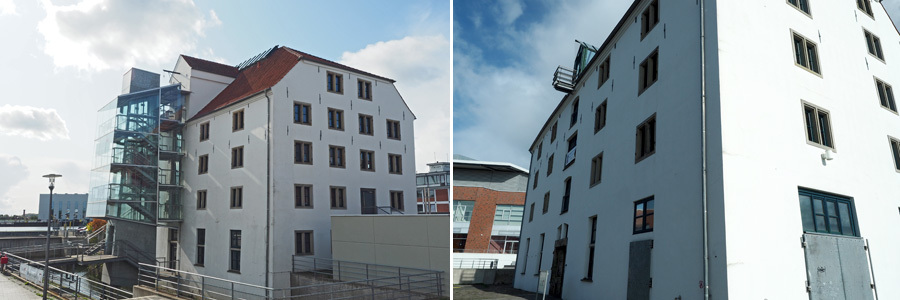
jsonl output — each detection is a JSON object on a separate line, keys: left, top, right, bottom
{"left": 553, "top": 66, "right": 575, "bottom": 93}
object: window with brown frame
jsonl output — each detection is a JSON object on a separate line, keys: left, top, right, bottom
{"left": 787, "top": 0, "right": 811, "bottom": 15}
{"left": 635, "top": 114, "right": 656, "bottom": 163}
{"left": 294, "top": 102, "right": 311, "bottom": 125}
{"left": 639, "top": 49, "right": 659, "bottom": 94}
{"left": 390, "top": 191, "right": 404, "bottom": 211}
{"left": 358, "top": 79, "right": 372, "bottom": 100}
{"left": 547, "top": 154, "right": 554, "bottom": 176}
{"left": 295, "top": 231, "right": 314, "bottom": 255}
{"left": 640, "top": 0, "right": 659, "bottom": 39}
{"left": 792, "top": 32, "right": 821, "bottom": 75}
{"left": 198, "top": 154, "right": 209, "bottom": 174}
{"left": 199, "top": 122, "right": 210, "bottom": 141}
{"left": 327, "top": 71, "right": 343, "bottom": 94}
{"left": 196, "top": 190, "right": 207, "bottom": 210}
{"left": 328, "top": 108, "right": 344, "bottom": 130}
{"left": 386, "top": 119, "right": 401, "bottom": 140}
{"left": 597, "top": 57, "right": 610, "bottom": 88}
{"left": 388, "top": 154, "right": 403, "bottom": 174}
{"left": 889, "top": 137, "right": 900, "bottom": 171}
{"left": 864, "top": 30, "right": 885, "bottom": 61}
{"left": 232, "top": 109, "right": 244, "bottom": 131}
{"left": 330, "top": 186, "right": 346, "bottom": 209}
{"left": 295, "top": 184, "right": 312, "bottom": 208}
{"left": 802, "top": 103, "right": 834, "bottom": 149}
{"left": 876, "top": 78, "right": 897, "bottom": 112}
{"left": 857, "top": 0, "right": 873, "bottom": 17}
{"left": 594, "top": 100, "right": 607, "bottom": 133}
{"left": 542, "top": 192, "right": 550, "bottom": 214}
{"left": 294, "top": 141, "right": 312, "bottom": 165}
{"left": 230, "top": 187, "right": 243, "bottom": 209}
{"left": 359, "top": 114, "right": 373, "bottom": 135}
{"left": 231, "top": 146, "right": 244, "bottom": 168}
{"left": 360, "top": 150, "right": 375, "bottom": 171}
{"left": 329, "top": 145, "right": 345, "bottom": 168}
{"left": 590, "top": 153, "right": 603, "bottom": 187}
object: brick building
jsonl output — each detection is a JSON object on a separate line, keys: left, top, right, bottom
{"left": 416, "top": 161, "right": 450, "bottom": 214}
{"left": 452, "top": 157, "right": 528, "bottom": 253}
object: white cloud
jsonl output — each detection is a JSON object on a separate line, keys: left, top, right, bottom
{"left": 454, "top": 0, "right": 631, "bottom": 167}
{"left": 0, "top": 0, "right": 16, "bottom": 16}
{"left": 495, "top": 0, "right": 524, "bottom": 25}
{"left": 37, "top": 0, "right": 221, "bottom": 72}
{"left": 0, "top": 105, "right": 70, "bottom": 141}
{"left": 340, "top": 35, "right": 452, "bottom": 171}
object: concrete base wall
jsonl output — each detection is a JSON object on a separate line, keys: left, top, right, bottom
{"left": 109, "top": 220, "right": 157, "bottom": 264}
{"left": 102, "top": 261, "right": 139, "bottom": 287}
{"left": 453, "top": 269, "right": 516, "bottom": 285}
{"left": 0, "top": 236, "right": 62, "bottom": 249}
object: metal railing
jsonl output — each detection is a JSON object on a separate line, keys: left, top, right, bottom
{"left": 553, "top": 65, "right": 575, "bottom": 93}
{"left": 453, "top": 248, "right": 519, "bottom": 254}
{"left": 136, "top": 256, "right": 445, "bottom": 300}
{"left": 452, "top": 258, "right": 499, "bottom": 269}
{"left": 291, "top": 256, "right": 443, "bottom": 299}
{"left": 2, "top": 252, "right": 133, "bottom": 300}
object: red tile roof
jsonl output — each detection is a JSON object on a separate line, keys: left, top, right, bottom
{"left": 188, "top": 46, "right": 396, "bottom": 121}
{"left": 180, "top": 55, "right": 239, "bottom": 78}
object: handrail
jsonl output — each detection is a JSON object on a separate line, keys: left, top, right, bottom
{"left": 85, "top": 223, "right": 107, "bottom": 241}
{"left": 4, "top": 252, "right": 133, "bottom": 299}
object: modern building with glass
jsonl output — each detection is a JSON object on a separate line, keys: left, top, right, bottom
{"left": 452, "top": 157, "right": 528, "bottom": 254}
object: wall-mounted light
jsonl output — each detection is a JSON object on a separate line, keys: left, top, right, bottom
{"left": 821, "top": 149, "right": 834, "bottom": 161}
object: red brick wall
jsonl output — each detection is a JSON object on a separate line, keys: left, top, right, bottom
{"left": 454, "top": 186, "right": 526, "bottom": 251}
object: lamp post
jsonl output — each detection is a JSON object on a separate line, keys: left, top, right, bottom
{"left": 42, "top": 174, "right": 61, "bottom": 300}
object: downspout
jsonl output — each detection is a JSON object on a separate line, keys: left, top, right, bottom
{"left": 265, "top": 89, "right": 272, "bottom": 288}
{"left": 700, "top": 0, "right": 711, "bottom": 299}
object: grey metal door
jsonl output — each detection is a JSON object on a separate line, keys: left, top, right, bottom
{"left": 361, "top": 189, "right": 376, "bottom": 214}
{"left": 627, "top": 239, "right": 653, "bottom": 300}
{"left": 803, "top": 233, "right": 874, "bottom": 300}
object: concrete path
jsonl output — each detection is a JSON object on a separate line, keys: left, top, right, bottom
{"left": 0, "top": 272, "right": 43, "bottom": 300}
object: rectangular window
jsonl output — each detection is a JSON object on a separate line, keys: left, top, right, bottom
{"left": 550, "top": 122, "right": 558, "bottom": 143}
{"left": 390, "top": 191, "right": 404, "bottom": 211}
{"left": 597, "top": 57, "right": 611, "bottom": 88}
{"left": 635, "top": 114, "right": 657, "bottom": 163}
{"left": 327, "top": 71, "right": 343, "bottom": 94}
{"left": 198, "top": 154, "right": 209, "bottom": 174}
{"left": 535, "top": 234, "right": 544, "bottom": 275}
{"left": 561, "top": 177, "right": 571, "bottom": 214}
{"left": 565, "top": 133, "right": 577, "bottom": 168}
{"left": 294, "top": 141, "right": 312, "bottom": 164}
{"left": 199, "top": 122, "right": 210, "bottom": 141}
{"left": 529, "top": 203, "right": 535, "bottom": 222}
{"left": 798, "top": 189, "right": 858, "bottom": 236}
{"left": 329, "top": 145, "right": 345, "bottom": 168}
{"left": 543, "top": 192, "right": 550, "bottom": 214}
{"left": 386, "top": 120, "right": 401, "bottom": 140}
{"left": 232, "top": 109, "right": 244, "bottom": 131}
{"left": 590, "top": 153, "right": 603, "bottom": 187}
{"left": 388, "top": 154, "right": 403, "bottom": 174}
{"left": 640, "top": 0, "right": 659, "bottom": 39}
{"left": 537, "top": 142, "right": 543, "bottom": 158}
{"left": 586, "top": 216, "right": 597, "bottom": 280}
{"left": 196, "top": 190, "right": 207, "bottom": 210}
{"left": 547, "top": 154, "right": 554, "bottom": 176}
{"left": 230, "top": 187, "right": 243, "bottom": 209}
{"left": 639, "top": 49, "right": 659, "bottom": 94}
{"left": 633, "top": 196, "right": 655, "bottom": 234}
{"left": 802, "top": 103, "right": 834, "bottom": 149}
{"left": 360, "top": 150, "right": 375, "bottom": 171}
{"left": 453, "top": 200, "right": 475, "bottom": 222}
{"left": 229, "top": 230, "right": 241, "bottom": 272}
{"left": 327, "top": 108, "right": 344, "bottom": 130}
{"left": 296, "top": 231, "right": 314, "bottom": 255}
{"left": 594, "top": 100, "right": 607, "bottom": 133}
{"left": 792, "top": 32, "right": 821, "bottom": 74}
{"left": 533, "top": 169, "right": 539, "bottom": 189}
{"left": 330, "top": 186, "right": 346, "bottom": 209}
{"left": 357, "top": 79, "right": 372, "bottom": 100}
{"left": 231, "top": 146, "right": 244, "bottom": 168}
{"left": 294, "top": 102, "right": 311, "bottom": 125}
{"left": 521, "top": 238, "right": 530, "bottom": 274}
{"left": 358, "top": 114, "right": 374, "bottom": 135}
{"left": 889, "top": 137, "right": 900, "bottom": 171}
{"left": 196, "top": 228, "right": 205, "bottom": 266}
{"left": 787, "top": 0, "right": 811, "bottom": 15}
{"left": 876, "top": 78, "right": 897, "bottom": 112}
{"left": 857, "top": 0, "right": 873, "bottom": 17}
{"left": 570, "top": 98, "right": 579, "bottom": 128}
{"left": 864, "top": 30, "right": 885, "bottom": 61}
{"left": 295, "top": 184, "right": 312, "bottom": 208}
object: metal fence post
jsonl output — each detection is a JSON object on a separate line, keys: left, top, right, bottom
{"left": 201, "top": 276, "right": 206, "bottom": 300}
{"left": 231, "top": 281, "right": 235, "bottom": 300}
{"left": 437, "top": 272, "right": 443, "bottom": 297}
{"left": 176, "top": 273, "right": 181, "bottom": 297}
{"left": 155, "top": 266, "right": 160, "bottom": 291}
{"left": 337, "top": 261, "right": 341, "bottom": 281}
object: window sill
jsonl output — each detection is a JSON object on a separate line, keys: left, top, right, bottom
{"left": 635, "top": 152, "right": 655, "bottom": 164}
{"left": 330, "top": 207, "right": 348, "bottom": 210}
{"left": 194, "top": 264, "right": 204, "bottom": 267}
{"left": 227, "top": 270, "right": 241, "bottom": 274}
{"left": 326, "top": 90, "right": 344, "bottom": 95}
{"left": 879, "top": 105, "right": 899, "bottom": 116}
{"left": 589, "top": 181, "right": 601, "bottom": 188}
{"left": 581, "top": 278, "right": 593, "bottom": 282}
{"left": 805, "top": 140, "right": 835, "bottom": 153}
{"left": 294, "top": 162, "right": 313, "bottom": 165}
{"left": 295, "top": 206, "right": 314, "bottom": 209}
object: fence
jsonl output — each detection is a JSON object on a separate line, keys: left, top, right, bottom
{"left": 136, "top": 256, "right": 445, "bottom": 300}
{"left": 290, "top": 256, "right": 444, "bottom": 299}
{"left": 2, "top": 252, "right": 133, "bottom": 300}
{"left": 452, "top": 258, "right": 499, "bottom": 269}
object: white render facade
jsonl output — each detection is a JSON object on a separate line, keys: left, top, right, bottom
{"left": 515, "top": 0, "right": 900, "bottom": 299}
{"left": 153, "top": 47, "right": 417, "bottom": 289}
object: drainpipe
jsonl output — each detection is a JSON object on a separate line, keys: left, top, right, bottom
{"left": 699, "top": 0, "right": 711, "bottom": 299}
{"left": 265, "top": 89, "right": 272, "bottom": 287}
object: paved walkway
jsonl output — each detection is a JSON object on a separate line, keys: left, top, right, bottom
{"left": 0, "top": 272, "right": 43, "bottom": 300}
{"left": 454, "top": 284, "right": 559, "bottom": 300}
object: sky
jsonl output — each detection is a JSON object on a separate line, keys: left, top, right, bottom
{"left": 453, "top": 0, "right": 900, "bottom": 171}
{"left": 0, "top": 0, "right": 451, "bottom": 215}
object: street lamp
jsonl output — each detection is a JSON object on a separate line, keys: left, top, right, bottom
{"left": 41, "top": 173, "right": 61, "bottom": 300}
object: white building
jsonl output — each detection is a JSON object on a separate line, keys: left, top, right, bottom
{"left": 515, "top": 1, "right": 900, "bottom": 299}
{"left": 87, "top": 45, "right": 417, "bottom": 290}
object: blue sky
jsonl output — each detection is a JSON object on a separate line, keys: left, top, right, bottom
{"left": 0, "top": 0, "right": 450, "bottom": 215}
{"left": 453, "top": 0, "right": 900, "bottom": 170}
